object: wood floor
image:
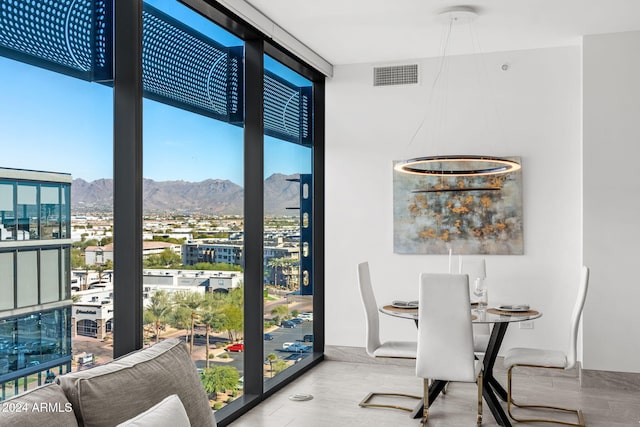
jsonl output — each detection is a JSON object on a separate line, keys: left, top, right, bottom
{"left": 229, "top": 359, "right": 640, "bottom": 427}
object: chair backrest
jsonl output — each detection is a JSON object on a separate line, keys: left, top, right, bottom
{"left": 460, "top": 258, "right": 486, "bottom": 280}
{"left": 416, "top": 273, "right": 476, "bottom": 382}
{"left": 357, "top": 262, "right": 382, "bottom": 357}
{"left": 566, "top": 265, "right": 590, "bottom": 369}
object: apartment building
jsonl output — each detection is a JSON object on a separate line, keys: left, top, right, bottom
{"left": 0, "top": 168, "right": 73, "bottom": 399}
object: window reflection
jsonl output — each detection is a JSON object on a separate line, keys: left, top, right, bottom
{"left": 0, "top": 308, "right": 71, "bottom": 377}
{"left": 0, "top": 184, "right": 15, "bottom": 241}
{"left": 17, "top": 185, "right": 38, "bottom": 240}
{"left": 40, "top": 186, "right": 60, "bottom": 239}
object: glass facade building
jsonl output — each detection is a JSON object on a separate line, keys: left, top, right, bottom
{"left": 0, "top": 168, "right": 73, "bottom": 400}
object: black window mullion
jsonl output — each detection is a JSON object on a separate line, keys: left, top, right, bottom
{"left": 113, "top": 0, "right": 144, "bottom": 358}
{"left": 312, "top": 78, "right": 325, "bottom": 353}
{"left": 241, "top": 37, "right": 264, "bottom": 398}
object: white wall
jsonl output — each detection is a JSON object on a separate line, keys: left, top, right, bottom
{"left": 583, "top": 31, "right": 640, "bottom": 373}
{"left": 325, "top": 47, "right": 582, "bottom": 356}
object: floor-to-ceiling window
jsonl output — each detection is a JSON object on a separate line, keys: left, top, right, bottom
{"left": 262, "top": 55, "right": 314, "bottom": 381}
{"left": 0, "top": 0, "right": 113, "bottom": 397}
{"left": 0, "top": 1, "right": 324, "bottom": 423}
{"left": 141, "top": 0, "right": 246, "bottom": 409}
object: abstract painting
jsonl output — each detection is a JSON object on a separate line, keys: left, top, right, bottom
{"left": 393, "top": 157, "right": 523, "bottom": 255}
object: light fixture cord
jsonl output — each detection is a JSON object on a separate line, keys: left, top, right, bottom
{"left": 468, "top": 19, "right": 507, "bottom": 151}
{"left": 404, "top": 17, "right": 454, "bottom": 156}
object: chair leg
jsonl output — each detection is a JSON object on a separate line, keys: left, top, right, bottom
{"left": 507, "top": 365, "right": 585, "bottom": 426}
{"left": 420, "top": 378, "right": 429, "bottom": 426}
{"left": 359, "top": 391, "right": 422, "bottom": 412}
{"left": 477, "top": 371, "right": 483, "bottom": 425}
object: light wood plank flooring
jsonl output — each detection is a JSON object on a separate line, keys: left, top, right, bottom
{"left": 229, "top": 360, "right": 640, "bottom": 426}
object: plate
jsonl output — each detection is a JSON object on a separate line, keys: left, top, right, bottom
{"left": 498, "top": 304, "right": 530, "bottom": 312}
{"left": 391, "top": 300, "right": 419, "bottom": 309}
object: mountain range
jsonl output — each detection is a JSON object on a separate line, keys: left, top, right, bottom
{"left": 71, "top": 174, "right": 304, "bottom": 216}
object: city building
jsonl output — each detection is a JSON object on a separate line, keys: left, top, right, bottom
{"left": 0, "top": 168, "right": 73, "bottom": 398}
{"left": 183, "top": 242, "right": 244, "bottom": 266}
{"left": 142, "top": 268, "right": 242, "bottom": 293}
{"left": 84, "top": 241, "right": 182, "bottom": 265}
{"left": 183, "top": 241, "right": 299, "bottom": 287}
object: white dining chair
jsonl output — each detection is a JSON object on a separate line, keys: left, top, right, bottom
{"left": 357, "top": 261, "right": 420, "bottom": 412}
{"left": 416, "top": 273, "right": 483, "bottom": 426}
{"left": 503, "top": 266, "right": 589, "bottom": 426}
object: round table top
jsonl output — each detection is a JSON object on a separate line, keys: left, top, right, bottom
{"left": 380, "top": 304, "right": 542, "bottom": 324}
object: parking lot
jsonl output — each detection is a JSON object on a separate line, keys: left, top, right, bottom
{"left": 71, "top": 295, "right": 313, "bottom": 379}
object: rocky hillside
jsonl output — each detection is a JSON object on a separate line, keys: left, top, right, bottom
{"left": 71, "top": 173, "right": 305, "bottom": 216}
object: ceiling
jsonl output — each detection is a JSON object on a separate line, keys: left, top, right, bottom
{"left": 242, "top": 0, "right": 640, "bottom": 65}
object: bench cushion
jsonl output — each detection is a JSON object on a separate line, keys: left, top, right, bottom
{"left": 0, "top": 383, "right": 79, "bottom": 427}
{"left": 57, "top": 338, "right": 215, "bottom": 427}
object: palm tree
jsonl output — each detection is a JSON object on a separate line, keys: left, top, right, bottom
{"left": 266, "top": 352, "right": 278, "bottom": 378}
{"left": 267, "top": 257, "right": 288, "bottom": 287}
{"left": 174, "top": 291, "right": 205, "bottom": 354}
{"left": 200, "top": 309, "right": 224, "bottom": 368}
{"left": 144, "top": 290, "right": 172, "bottom": 343}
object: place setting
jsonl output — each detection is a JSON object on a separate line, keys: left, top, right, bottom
{"left": 487, "top": 304, "right": 539, "bottom": 316}
{"left": 383, "top": 300, "right": 419, "bottom": 312}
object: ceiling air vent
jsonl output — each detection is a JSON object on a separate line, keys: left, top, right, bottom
{"left": 373, "top": 64, "right": 418, "bottom": 87}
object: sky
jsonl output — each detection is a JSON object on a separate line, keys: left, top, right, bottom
{"left": 0, "top": 0, "right": 311, "bottom": 186}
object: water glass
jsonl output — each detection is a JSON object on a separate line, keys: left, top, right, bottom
{"left": 474, "top": 277, "right": 488, "bottom": 308}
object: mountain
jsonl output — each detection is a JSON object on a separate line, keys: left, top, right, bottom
{"left": 71, "top": 174, "right": 304, "bottom": 216}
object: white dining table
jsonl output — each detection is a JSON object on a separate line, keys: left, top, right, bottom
{"left": 380, "top": 304, "right": 542, "bottom": 427}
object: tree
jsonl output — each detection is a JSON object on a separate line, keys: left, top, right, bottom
{"left": 151, "top": 235, "right": 185, "bottom": 245}
{"left": 173, "top": 291, "right": 205, "bottom": 354}
{"left": 168, "top": 306, "right": 191, "bottom": 332}
{"left": 270, "top": 304, "right": 288, "bottom": 318}
{"left": 71, "top": 247, "right": 85, "bottom": 269}
{"left": 267, "top": 257, "right": 299, "bottom": 289}
{"left": 266, "top": 353, "right": 278, "bottom": 378}
{"left": 201, "top": 366, "right": 240, "bottom": 395}
{"left": 221, "top": 305, "right": 243, "bottom": 342}
{"left": 200, "top": 310, "right": 223, "bottom": 368}
{"left": 267, "top": 257, "right": 287, "bottom": 287}
{"left": 83, "top": 238, "right": 99, "bottom": 248}
{"left": 91, "top": 260, "right": 113, "bottom": 283}
{"left": 143, "top": 290, "right": 172, "bottom": 343}
{"left": 143, "top": 248, "right": 182, "bottom": 268}
{"left": 272, "top": 359, "right": 288, "bottom": 376}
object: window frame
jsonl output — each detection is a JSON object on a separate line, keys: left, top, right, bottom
{"left": 112, "top": 2, "right": 325, "bottom": 425}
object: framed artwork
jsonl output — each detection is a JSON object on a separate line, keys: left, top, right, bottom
{"left": 393, "top": 157, "right": 523, "bottom": 255}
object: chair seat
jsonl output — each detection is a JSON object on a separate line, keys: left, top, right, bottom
{"left": 503, "top": 347, "right": 567, "bottom": 369}
{"left": 373, "top": 340, "right": 417, "bottom": 358}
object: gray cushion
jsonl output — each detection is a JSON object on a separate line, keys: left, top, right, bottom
{"left": 57, "top": 338, "right": 215, "bottom": 427}
{"left": 0, "top": 383, "right": 79, "bottom": 427}
{"left": 116, "top": 394, "right": 190, "bottom": 427}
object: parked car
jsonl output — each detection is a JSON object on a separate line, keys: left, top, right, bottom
{"left": 264, "top": 333, "right": 274, "bottom": 341}
{"left": 226, "top": 343, "right": 244, "bottom": 352}
{"left": 282, "top": 342, "right": 311, "bottom": 353}
{"left": 290, "top": 317, "right": 304, "bottom": 324}
{"left": 298, "top": 312, "right": 313, "bottom": 321}
{"left": 303, "top": 334, "right": 314, "bottom": 343}
{"left": 280, "top": 320, "right": 296, "bottom": 328}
